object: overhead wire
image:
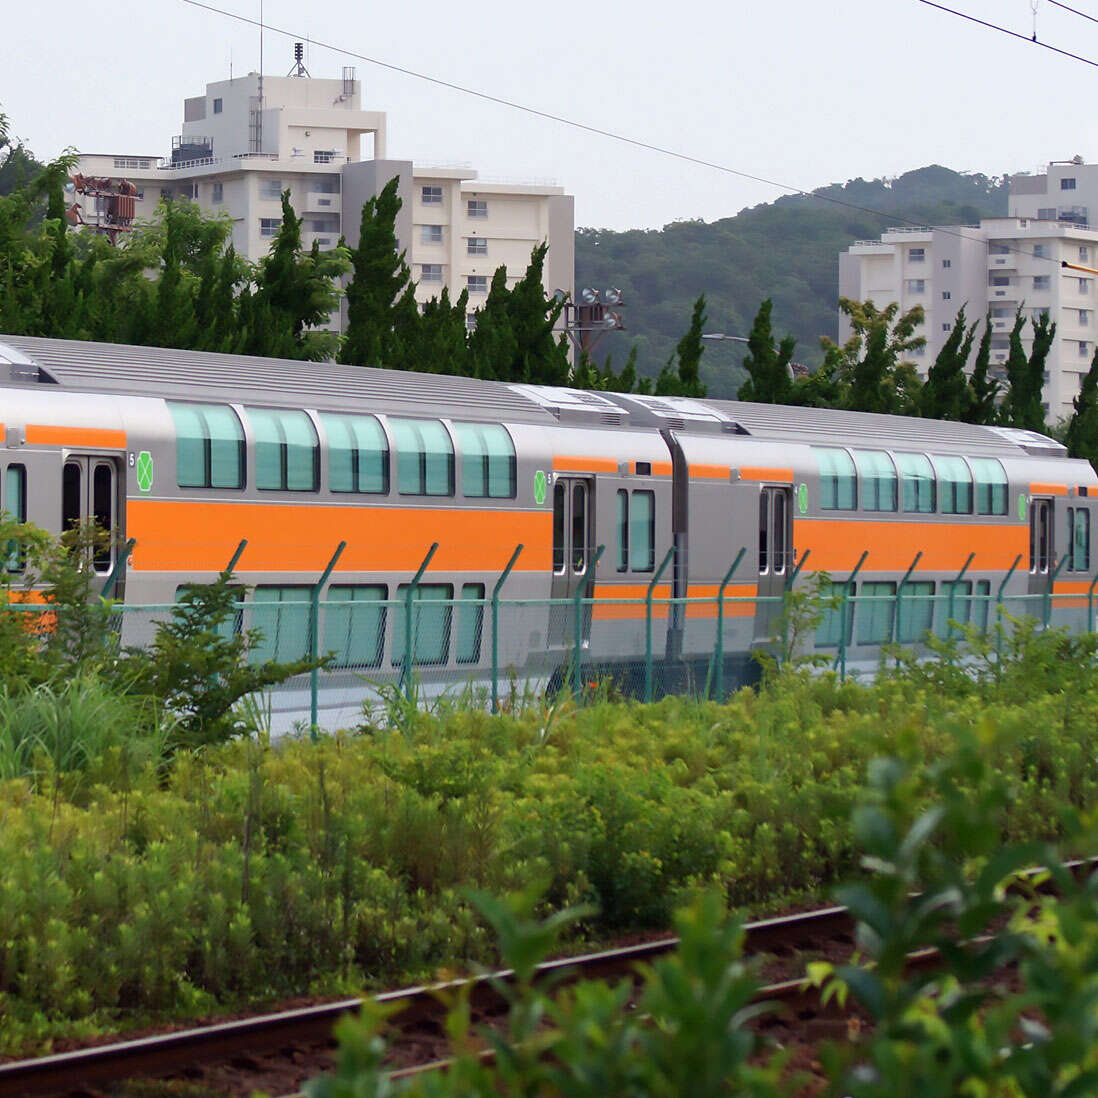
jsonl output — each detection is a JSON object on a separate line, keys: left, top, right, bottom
{"left": 181, "top": 0, "right": 1088, "bottom": 271}
{"left": 1048, "top": 0, "right": 1098, "bottom": 25}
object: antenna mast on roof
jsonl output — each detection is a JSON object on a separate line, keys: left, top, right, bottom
{"left": 257, "top": 0, "right": 264, "bottom": 152}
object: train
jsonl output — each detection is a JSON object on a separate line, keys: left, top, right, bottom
{"left": 0, "top": 333, "right": 1094, "bottom": 727}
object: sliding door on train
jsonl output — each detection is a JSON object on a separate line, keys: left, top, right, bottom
{"left": 549, "top": 476, "right": 594, "bottom": 647}
{"left": 61, "top": 456, "right": 123, "bottom": 576}
{"left": 1028, "top": 497, "right": 1053, "bottom": 594}
{"left": 754, "top": 485, "right": 793, "bottom": 640}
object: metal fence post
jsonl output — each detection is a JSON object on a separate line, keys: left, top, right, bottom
{"left": 570, "top": 545, "right": 604, "bottom": 698}
{"left": 837, "top": 551, "right": 868, "bottom": 682}
{"left": 491, "top": 544, "right": 523, "bottom": 714}
{"left": 1088, "top": 571, "right": 1098, "bottom": 634}
{"left": 401, "top": 543, "right": 440, "bottom": 703}
{"left": 946, "top": 552, "right": 975, "bottom": 643}
{"left": 893, "top": 551, "right": 923, "bottom": 657}
{"left": 776, "top": 549, "right": 811, "bottom": 669}
{"left": 99, "top": 537, "right": 136, "bottom": 599}
{"left": 711, "top": 547, "right": 746, "bottom": 700}
{"left": 224, "top": 539, "right": 248, "bottom": 575}
{"left": 644, "top": 546, "right": 677, "bottom": 704}
{"left": 1045, "top": 554, "right": 1069, "bottom": 628}
{"left": 995, "top": 554, "right": 1023, "bottom": 664}
{"left": 309, "top": 541, "right": 347, "bottom": 739}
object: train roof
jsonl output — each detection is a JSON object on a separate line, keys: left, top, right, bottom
{"left": 0, "top": 334, "right": 1070, "bottom": 459}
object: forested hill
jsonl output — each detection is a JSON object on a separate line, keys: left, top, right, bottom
{"left": 575, "top": 165, "right": 1009, "bottom": 397}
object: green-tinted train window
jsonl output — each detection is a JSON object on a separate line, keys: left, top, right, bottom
{"left": 455, "top": 423, "right": 515, "bottom": 498}
{"left": 456, "top": 583, "right": 485, "bottom": 664}
{"left": 247, "top": 408, "right": 319, "bottom": 491}
{"left": 168, "top": 401, "right": 245, "bottom": 489}
{"left": 629, "top": 490, "right": 655, "bottom": 572}
{"left": 937, "top": 580, "right": 972, "bottom": 639}
{"left": 250, "top": 586, "right": 311, "bottom": 663}
{"left": 857, "top": 581, "right": 896, "bottom": 644}
{"left": 5, "top": 464, "right": 26, "bottom": 571}
{"left": 1069, "top": 507, "right": 1091, "bottom": 571}
{"left": 970, "top": 458, "right": 1007, "bottom": 515}
{"left": 324, "top": 585, "right": 386, "bottom": 668}
{"left": 616, "top": 490, "right": 629, "bottom": 572}
{"left": 322, "top": 413, "right": 388, "bottom": 494}
{"left": 898, "top": 581, "right": 935, "bottom": 642}
{"left": 815, "top": 581, "right": 855, "bottom": 647}
{"left": 393, "top": 583, "right": 453, "bottom": 665}
{"left": 391, "top": 418, "right": 454, "bottom": 497}
{"left": 854, "top": 451, "right": 897, "bottom": 512}
{"left": 934, "top": 455, "right": 973, "bottom": 515}
{"left": 815, "top": 448, "right": 856, "bottom": 510}
{"left": 895, "top": 453, "right": 936, "bottom": 513}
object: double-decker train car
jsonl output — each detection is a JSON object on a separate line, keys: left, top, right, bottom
{"left": 0, "top": 334, "right": 1094, "bottom": 726}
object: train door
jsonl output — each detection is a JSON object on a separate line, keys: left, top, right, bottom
{"left": 549, "top": 476, "right": 594, "bottom": 647}
{"left": 1028, "top": 496, "right": 1053, "bottom": 594}
{"left": 754, "top": 485, "right": 793, "bottom": 640}
{"left": 61, "top": 455, "right": 123, "bottom": 577}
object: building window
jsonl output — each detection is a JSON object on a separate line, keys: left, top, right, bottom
{"left": 321, "top": 412, "right": 389, "bottom": 494}
{"left": 989, "top": 242, "right": 1010, "bottom": 255}
{"left": 467, "top": 236, "right": 487, "bottom": 255}
{"left": 911, "top": 346, "right": 925, "bottom": 357}
{"left": 113, "top": 157, "right": 153, "bottom": 171}
{"left": 940, "top": 323, "right": 950, "bottom": 332}
{"left": 905, "top": 279, "right": 925, "bottom": 293}
{"left": 1033, "top": 275, "right": 1050, "bottom": 291}
{"left": 390, "top": 417, "right": 454, "bottom": 497}
{"left": 420, "top": 263, "right": 443, "bottom": 283}
{"left": 1081, "top": 278, "right": 1092, "bottom": 294}
{"left": 1082, "top": 341, "right": 1091, "bottom": 357}
{"left": 1082, "top": 310, "right": 1091, "bottom": 326}
{"left": 1082, "top": 247, "right": 1090, "bottom": 263}
{"left": 908, "top": 247, "right": 925, "bottom": 262}
{"left": 212, "top": 98, "right": 223, "bottom": 114}
{"left": 466, "top": 313, "right": 477, "bottom": 331}
{"left": 259, "top": 179, "right": 283, "bottom": 200}
{"left": 467, "top": 199, "right": 488, "bottom": 218}
{"left": 942, "top": 258, "right": 952, "bottom": 268}
{"left": 990, "top": 275, "right": 1010, "bottom": 287}
{"left": 211, "top": 182, "right": 223, "bottom": 203}
{"left": 1032, "top": 244, "right": 1049, "bottom": 259}
{"left": 421, "top": 185, "right": 443, "bottom": 205}
{"left": 260, "top": 218, "right": 281, "bottom": 237}
{"left": 246, "top": 407, "right": 320, "bottom": 491}
{"left": 421, "top": 224, "right": 443, "bottom": 244}
{"left": 314, "top": 151, "right": 337, "bottom": 164}
{"left": 312, "top": 176, "right": 340, "bottom": 193}
{"left": 324, "top": 585, "right": 387, "bottom": 669}
{"left": 454, "top": 422, "right": 516, "bottom": 498}
{"left": 168, "top": 402, "right": 245, "bottom": 489}
{"left": 1062, "top": 177, "right": 1077, "bottom": 190}
{"left": 467, "top": 275, "right": 488, "bottom": 294}
{"left": 1038, "top": 207, "right": 1056, "bottom": 220}
{"left": 942, "top": 291, "right": 951, "bottom": 301}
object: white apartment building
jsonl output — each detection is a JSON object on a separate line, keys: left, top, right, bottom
{"left": 74, "top": 63, "right": 574, "bottom": 326}
{"left": 839, "top": 166, "right": 1098, "bottom": 422}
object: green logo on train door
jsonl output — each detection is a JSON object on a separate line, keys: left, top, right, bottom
{"left": 136, "top": 451, "right": 154, "bottom": 493}
{"left": 533, "top": 469, "right": 548, "bottom": 505}
{"left": 1018, "top": 493, "right": 1027, "bottom": 521}
{"left": 797, "top": 483, "right": 808, "bottom": 514}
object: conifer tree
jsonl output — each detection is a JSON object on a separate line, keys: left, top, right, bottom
{"left": 467, "top": 267, "right": 519, "bottom": 381}
{"left": 738, "top": 298, "right": 794, "bottom": 404}
{"left": 656, "top": 294, "right": 708, "bottom": 397}
{"left": 920, "top": 306, "right": 975, "bottom": 421}
{"left": 411, "top": 287, "right": 470, "bottom": 375}
{"left": 1066, "top": 346, "right": 1098, "bottom": 472}
{"left": 1001, "top": 308, "right": 1053, "bottom": 433}
{"left": 963, "top": 311, "right": 1000, "bottom": 425}
{"left": 506, "top": 242, "right": 570, "bottom": 385}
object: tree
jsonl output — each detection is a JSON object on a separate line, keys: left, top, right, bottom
{"left": 340, "top": 177, "right": 417, "bottom": 369}
{"left": 1065, "top": 346, "right": 1098, "bottom": 471}
{"left": 1000, "top": 308, "right": 1053, "bottom": 433}
{"left": 737, "top": 299, "right": 794, "bottom": 404}
{"left": 920, "top": 306, "right": 975, "bottom": 421}
{"left": 963, "top": 311, "right": 1000, "bottom": 425}
{"left": 655, "top": 294, "right": 708, "bottom": 397}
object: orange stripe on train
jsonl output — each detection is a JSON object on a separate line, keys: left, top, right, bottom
{"left": 25, "top": 425, "right": 127, "bottom": 449}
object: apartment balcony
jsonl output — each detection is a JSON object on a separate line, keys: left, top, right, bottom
{"left": 302, "top": 191, "right": 340, "bottom": 214}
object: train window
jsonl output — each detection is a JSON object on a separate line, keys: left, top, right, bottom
{"left": 391, "top": 418, "right": 454, "bottom": 497}
{"left": 168, "top": 402, "right": 245, "bottom": 489}
{"left": 393, "top": 583, "right": 453, "bottom": 666}
{"left": 321, "top": 413, "right": 389, "bottom": 494}
{"left": 772, "top": 490, "right": 788, "bottom": 574}
{"left": 629, "top": 490, "right": 655, "bottom": 572}
{"left": 969, "top": 458, "right": 1008, "bottom": 515}
{"left": 934, "top": 456, "right": 973, "bottom": 515}
{"left": 937, "top": 580, "right": 973, "bottom": 639}
{"left": 758, "top": 493, "right": 769, "bottom": 574}
{"left": 815, "top": 581, "right": 855, "bottom": 647}
{"left": 248, "top": 408, "right": 319, "bottom": 492}
{"left": 1068, "top": 507, "right": 1091, "bottom": 571}
{"left": 5, "top": 464, "right": 26, "bottom": 571}
{"left": 456, "top": 583, "right": 485, "bottom": 664}
{"left": 895, "top": 453, "right": 936, "bottom": 513}
{"left": 814, "top": 448, "right": 856, "bottom": 510}
{"left": 176, "top": 582, "right": 244, "bottom": 639}
{"left": 853, "top": 451, "right": 897, "bottom": 512}
{"left": 898, "top": 581, "right": 935, "bottom": 642}
{"left": 250, "top": 586, "right": 311, "bottom": 663}
{"left": 455, "top": 423, "right": 516, "bottom": 498}
{"left": 974, "top": 580, "right": 992, "bottom": 631}
{"left": 553, "top": 482, "right": 567, "bottom": 574}
{"left": 92, "top": 464, "right": 113, "bottom": 573}
{"left": 324, "top": 585, "right": 386, "bottom": 668}
{"left": 857, "top": 581, "right": 896, "bottom": 645}
{"left": 1029, "top": 500, "right": 1052, "bottom": 573}
{"left": 572, "top": 483, "right": 588, "bottom": 573}
{"left": 616, "top": 490, "right": 629, "bottom": 572}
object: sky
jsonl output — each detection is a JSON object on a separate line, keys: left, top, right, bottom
{"left": 4, "top": 0, "right": 1098, "bottom": 231}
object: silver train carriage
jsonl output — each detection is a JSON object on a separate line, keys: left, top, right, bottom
{"left": 0, "top": 334, "right": 1094, "bottom": 725}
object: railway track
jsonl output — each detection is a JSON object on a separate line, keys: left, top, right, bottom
{"left": 0, "top": 904, "right": 855, "bottom": 1098}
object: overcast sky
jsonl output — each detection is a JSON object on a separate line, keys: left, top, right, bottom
{"left": 4, "top": 0, "right": 1095, "bottom": 230}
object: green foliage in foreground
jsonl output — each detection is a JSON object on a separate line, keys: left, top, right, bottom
{"left": 3, "top": 618, "right": 1098, "bottom": 1054}
{"left": 310, "top": 727, "right": 1098, "bottom": 1098}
